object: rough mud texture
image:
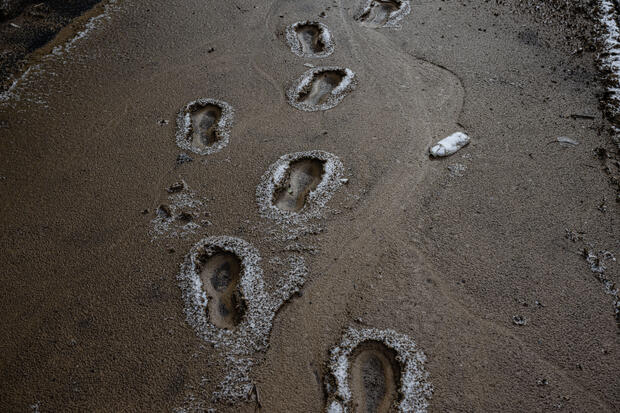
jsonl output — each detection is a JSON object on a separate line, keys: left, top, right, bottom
{"left": 150, "top": 180, "right": 209, "bottom": 240}
{"left": 286, "top": 20, "right": 334, "bottom": 58}
{"left": 1, "top": 0, "right": 620, "bottom": 412}
{"left": 287, "top": 66, "right": 356, "bottom": 111}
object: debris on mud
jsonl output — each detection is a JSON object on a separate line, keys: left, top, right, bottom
{"left": 556, "top": 136, "right": 579, "bottom": 146}
{"left": 448, "top": 163, "right": 466, "bottom": 177}
{"left": 430, "top": 132, "right": 470, "bottom": 158}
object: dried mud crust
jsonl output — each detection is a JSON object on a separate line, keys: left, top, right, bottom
{"left": 354, "top": 0, "right": 411, "bottom": 29}
{"left": 287, "top": 66, "right": 357, "bottom": 111}
{"left": 325, "top": 328, "right": 432, "bottom": 413}
{"left": 175, "top": 98, "right": 234, "bottom": 155}
{"left": 286, "top": 20, "right": 334, "bottom": 58}
{"left": 0, "top": 0, "right": 102, "bottom": 93}
{"left": 256, "top": 150, "right": 344, "bottom": 224}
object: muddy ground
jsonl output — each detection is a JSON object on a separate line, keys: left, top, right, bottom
{"left": 0, "top": 0, "right": 101, "bottom": 92}
{"left": 0, "top": 0, "right": 619, "bottom": 412}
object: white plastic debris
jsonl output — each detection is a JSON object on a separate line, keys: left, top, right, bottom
{"left": 429, "top": 132, "right": 470, "bottom": 157}
{"left": 557, "top": 136, "right": 579, "bottom": 146}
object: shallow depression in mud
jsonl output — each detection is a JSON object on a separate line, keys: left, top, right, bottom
{"left": 198, "top": 250, "right": 246, "bottom": 329}
{"left": 356, "top": 0, "right": 410, "bottom": 28}
{"left": 297, "top": 70, "right": 346, "bottom": 106}
{"left": 350, "top": 341, "right": 401, "bottom": 413}
{"left": 273, "top": 158, "right": 326, "bottom": 212}
{"left": 190, "top": 104, "right": 222, "bottom": 151}
{"left": 176, "top": 98, "right": 234, "bottom": 155}
{"left": 286, "top": 20, "right": 334, "bottom": 58}
{"left": 297, "top": 24, "right": 325, "bottom": 53}
{"left": 287, "top": 67, "right": 356, "bottom": 111}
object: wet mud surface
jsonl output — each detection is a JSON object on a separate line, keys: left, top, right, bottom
{"left": 0, "top": 0, "right": 619, "bottom": 412}
{"left": 0, "top": 0, "right": 102, "bottom": 91}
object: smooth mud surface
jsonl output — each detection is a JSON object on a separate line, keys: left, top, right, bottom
{"left": 295, "top": 23, "right": 325, "bottom": 54}
{"left": 298, "top": 70, "right": 345, "bottom": 106}
{"left": 274, "top": 158, "right": 325, "bottom": 212}
{"left": 0, "top": 0, "right": 103, "bottom": 92}
{"left": 189, "top": 104, "right": 222, "bottom": 150}
{"left": 1, "top": 0, "right": 619, "bottom": 412}
{"left": 350, "top": 341, "right": 401, "bottom": 413}
{"left": 199, "top": 251, "right": 245, "bottom": 329}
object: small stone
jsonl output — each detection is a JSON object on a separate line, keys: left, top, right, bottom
{"left": 167, "top": 181, "right": 185, "bottom": 193}
{"left": 176, "top": 153, "right": 193, "bottom": 165}
{"left": 512, "top": 315, "right": 527, "bottom": 326}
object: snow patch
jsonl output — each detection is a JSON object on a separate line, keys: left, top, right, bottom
{"left": 598, "top": 0, "right": 620, "bottom": 119}
{"left": 150, "top": 180, "right": 209, "bottom": 240}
